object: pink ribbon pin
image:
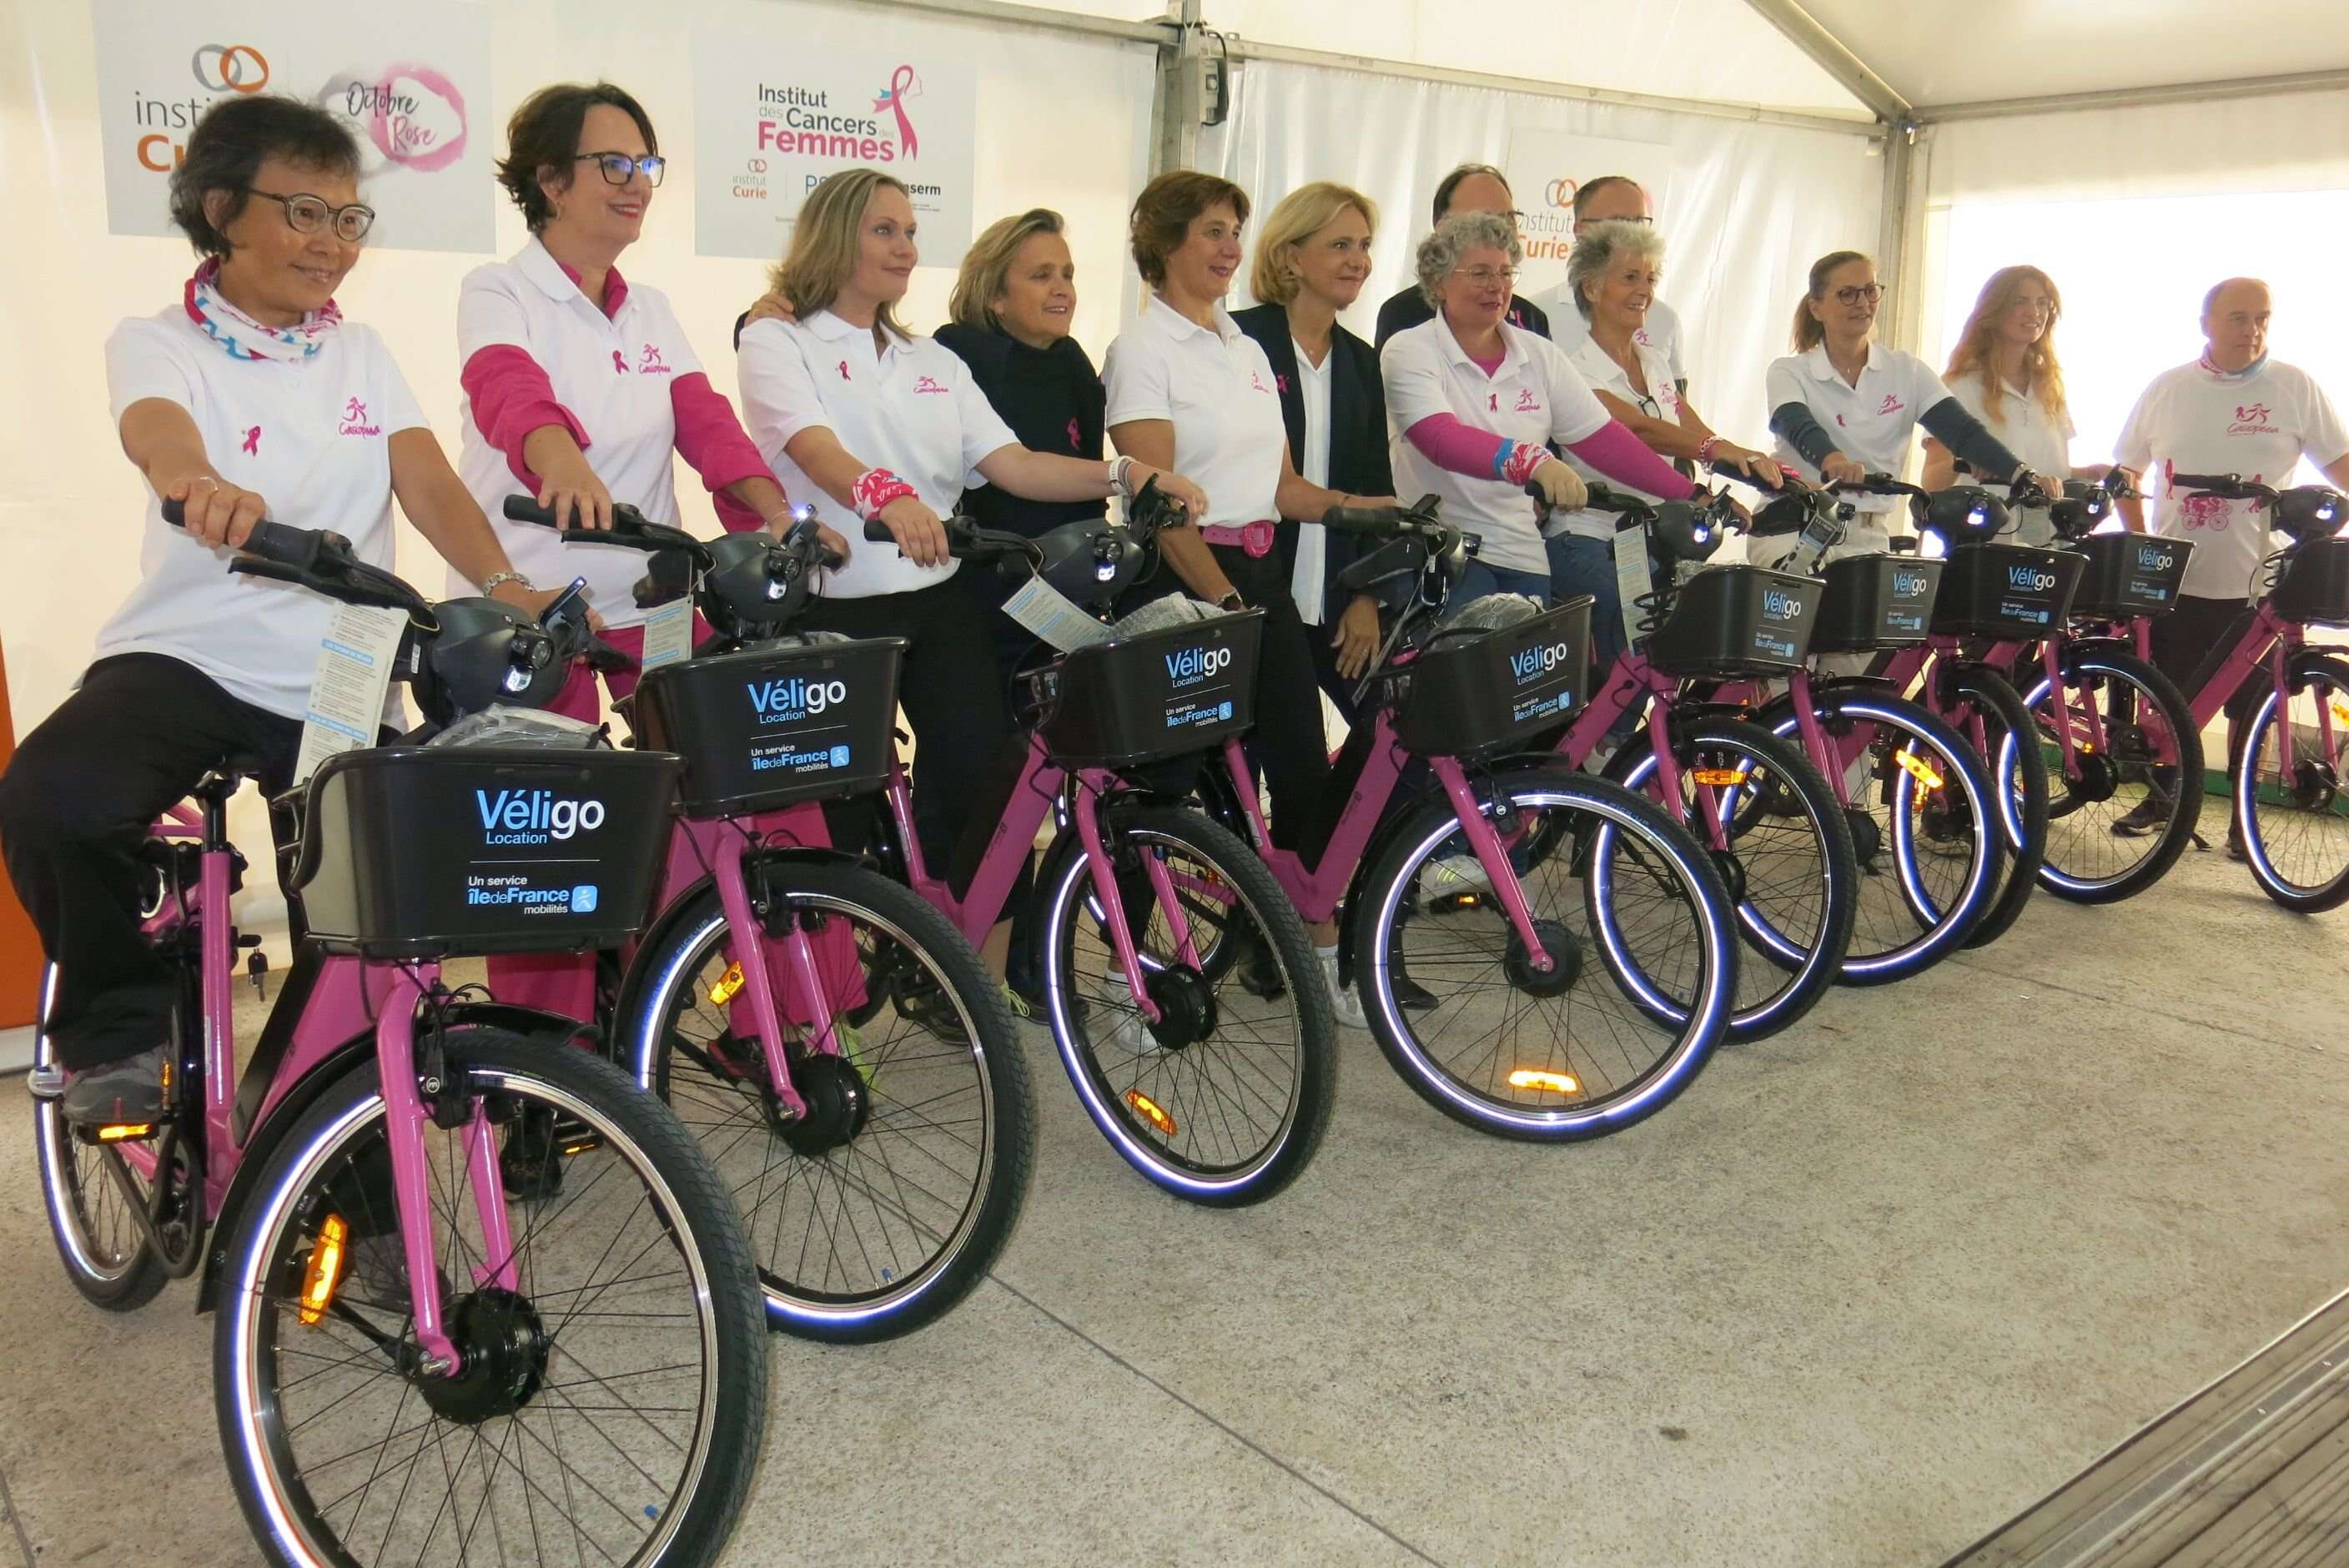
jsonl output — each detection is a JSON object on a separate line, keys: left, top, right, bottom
{"left": 874, "top": 65, "right": 919, "bottom": 158}
{"left": 241, "top": 425, "right": 262, "bottom": 455}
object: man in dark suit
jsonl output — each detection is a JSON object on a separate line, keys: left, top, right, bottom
{"left": 1373, "top": 163, "right": 1552, "bottom": 349}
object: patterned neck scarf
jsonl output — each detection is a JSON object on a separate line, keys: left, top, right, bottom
{"left": 2199, "top": 349, "right": 2269, "bottom": 384}
{"left": 183, "top": 258, "right": 343, "bottom": 362}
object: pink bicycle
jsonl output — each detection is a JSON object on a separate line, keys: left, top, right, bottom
{"left": 33, "top": 511, "right": 768, "bottom": 1566}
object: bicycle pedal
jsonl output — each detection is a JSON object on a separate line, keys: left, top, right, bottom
{"left": 74, "top": 1119, "right": 163, "bottom": 1147}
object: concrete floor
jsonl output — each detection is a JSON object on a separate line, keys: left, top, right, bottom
{"left": 2, "top": 798, "right": 2345, "bottom": 1566}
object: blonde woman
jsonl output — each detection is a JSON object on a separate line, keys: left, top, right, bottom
{"left": 1922, "top": 265, "right": 2102, "bottom": 544}
{"left": 736, "top": 168, "right": 1202, "bottom": 873}
{"left": 1231, "top": 182, "right": 1394, "bottom": 712}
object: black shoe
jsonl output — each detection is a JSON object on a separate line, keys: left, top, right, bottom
{"left": 1235, "top": 929, "right": 1289, "bottom": 1000}
{"left": 2110, "top": 797, "right": 2169, "bottom": 838}
{"left": 2227, "top": 826, "right": 2249, "bottom": 862}
{"left": 60, "top": 1046, "right": 169, "bottom": 1127}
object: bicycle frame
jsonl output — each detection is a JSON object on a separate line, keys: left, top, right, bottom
{"left": 1212, "top": 718, "right": 1562, "bottom": 973}
{"left": 1552, "top": 653, "right": 1713, "bottom": 847}
{"left": 107, "top": 783, "right": 514, "bottom": 1370}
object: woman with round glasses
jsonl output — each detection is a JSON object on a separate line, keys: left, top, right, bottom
{"left": 454, "top": 81, "right": 813, "bottom": 717}
{"left": 1760, "top": 249, "right": 2052, "bottom": 566}
{"left": 454, "top": 80, "right": 822, "bottom": 1021}
{"left": 3, "top": 94, "right": 553, "bottom": 1123}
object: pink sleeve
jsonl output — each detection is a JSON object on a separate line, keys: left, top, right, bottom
{"left": 1405, "top": 414, "right": 1511, "bottom": 477}
{"left": 460, "top": 344, "right": 590, "bottom": 490}
{"left": 669, "top": 371, "right": 772, "bottom": 498}
{"left": 710, "top": 490, "right": 768, "bottom": 535}
{"left": 1565, "top": 420, "right": 1697, "bottom": 501}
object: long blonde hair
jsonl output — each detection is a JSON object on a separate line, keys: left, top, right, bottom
{"left": 1790, "top": 249, "right": 1871, "bottom": 353}
{"left": 1248, "top": 181, "right": 1377, "bottom": 306}
{"left": 771, "top": 168, "right": 913, "bottom": 341}
{"left": 1942, "top": 265, "right": 2069, "bottom": 428}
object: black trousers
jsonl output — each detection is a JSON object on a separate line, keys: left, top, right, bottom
{"left": 2150, "top": 593, "right": 2266, "bottom": 724}
{"left": 0, "top": 655, "right": 303, "bottom": 1070}
{"left": 799, "top": 575, "right": 1021, "bottom": 896}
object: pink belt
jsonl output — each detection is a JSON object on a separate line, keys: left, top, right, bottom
{"left": 1200, "top": 520, "right": 1276, "bottom": 558}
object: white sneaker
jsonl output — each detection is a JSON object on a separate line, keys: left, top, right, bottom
{"left": 1318, "top": 949, "right": 1366, "bottom": 1029}
{"left": 1422, "top": 852, "right": 1494, "bottom": 897}
{"left": 1093, "top": 969, "right": 1159, "bottom": 1055}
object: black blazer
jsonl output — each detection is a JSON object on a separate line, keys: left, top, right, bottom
{"left": 933, "top": 324, "right": 1109, "bottom": 538}
{"left": 1230, "top": 303, "right": 1395, "bottom": 623}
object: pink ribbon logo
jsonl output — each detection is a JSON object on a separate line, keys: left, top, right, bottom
{"left": 1275, "top": 373, "right": 1290, "bottom": 394}
{"left": 874, "top": 65, "right": 919, "bottom": 158}
{"left": 241, "top": 425, "right": 262, "bottom": 455}
{"left": 1066, "top": 418, "right": 1081, "bottom": 450}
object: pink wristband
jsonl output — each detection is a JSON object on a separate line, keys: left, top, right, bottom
{"left": 1696, "top": 435, "right": 1722, "bottom": 464}
{"left": 1500, "top": 441, "right": 1547, "bottom": 487}
{"left": 851, "top": 466, "right": 918, "bottom": 522}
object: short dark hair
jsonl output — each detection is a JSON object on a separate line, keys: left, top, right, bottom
{"left": 1430, "top": 163, "right": 1510, "bottom": 228}
{"left": 1572, "top": 174, "right": 1643, "bottom": 220}
{"left": 168, "top": 95, "right": 361, "bottom": 258}
{"left": 1129, "top": 170, "right": 1250, "bottom": 286}
{"left": 496, "top": 82, "right": 659, "bottom": 234}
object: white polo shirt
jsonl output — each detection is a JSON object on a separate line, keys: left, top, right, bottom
{"left": 96, "top": 309, "right": 424, "bottom": 721}
{"left": 2115, "top": 359, "right": 2349, "bottom": 602}
{"left": 1944, "top": 369, "right": 2075, "bottom": 546}
{"left": 738, "top": 310, "right": 1017, "bottom": 599}
{"left": 1550, "top": 334, "right": 1683, "bottom": 542}
{"left": 1547, "top": 294, "right": 1688, "bottom": 386}
{"left": 1103, "top": 294, "right": 1285, "bottom": 529}
{"left": 1290, "top": 339, "right": 1335, "bottom": 623}
{"left": 1381, "top": 314, "right": 1612, "bottom": 575}
{"left": 1761, "top": 342, "right": 1955, "bottom": 565}
{"left": 455, "top": 239, "right": 707, "bottom": 629}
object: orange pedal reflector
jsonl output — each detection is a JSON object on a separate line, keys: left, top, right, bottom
{"left": 1124, "top": 1089, "right": 1177, "bottom": 1137}
{"left": 299, "top": 1214, "right": 350, "bottom": 1327}
{"left": 95, "top": 1123, "right": 155, "bottom": 1143}
{"left": 1507, "top": 1068, "right": 1581, "bottom": 1096}
{"left": 1893, "top": 751, "right": 1945, "bottom": 791}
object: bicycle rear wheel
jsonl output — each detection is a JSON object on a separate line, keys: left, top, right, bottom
{"left": 33, "top": 962, "right": 170, "bottom": 1311}
{"left": 1762, "top": 686, "right": 2003, "bottom": 984}
{"left": 2018, "top": 646, "right": 2203, "bottom": 902}
{"left": 1351, "top": 765, "right": 1735, "bottom": 1141}
{"left": 1607, "top": 720, "right": 1858, "bottom": 1043}
{"left": 1037, "top": 801, "right": 1336, "bottom": 1206}
{"left": 626, "top": 858, "right": 1032, "bottom": 1342}
{"left": 2236, "top": 653, "right": 2349, "bottom": 912}
{"left": 214, "top": 1029, "right": 767, "bottom": 1568}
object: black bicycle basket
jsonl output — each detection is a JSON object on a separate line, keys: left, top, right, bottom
{"left": 628, "top": 636, "right": 904, "bottom": 816}
{"left": 1023, "top": 607, "right": 1265, "bottom": 767}
{"left": 2271, "top": 538, "right": 2349, "bottom": 626}
{"left": 2070, "top": 534, "right": 2193, "bottom": 620}
{"left": 288, "top": 746, "right": 680, "bottom": 959}
{"left": 1929, "top": 543, "right": 2085, "bottom": 638}
{"left": 1647, "top": 565, "right": 1821, "bottom": 676}
{"left": 1809, "top": 554, "right": 1945, "bottom": 653}
{"left": 1384, "top": 596, "right": 1592, "bottom": 756}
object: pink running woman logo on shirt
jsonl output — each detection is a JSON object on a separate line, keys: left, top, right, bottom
{"left": 1515, "top": 389, "right": 1541, "bottom": 413}
{"left": 2229, "top": 403, "right": 2277, "bottom": 435}
{"left": 336, "top": 398, "right": 380, "bottom": 436}
{"left": 241, "top": 425, "right": 262, "bottom": 455}
{"left": 1250, "top": 370, "right": 1271, "bottom": 395}
{"left": 912, "top": 375, "right": 947, "bottom": 395}
{"left": 1877, "top": 394, "right": 1905, "bottom": 416}
{"left": 638, "top": 343, "right": 671, "bottom": 375}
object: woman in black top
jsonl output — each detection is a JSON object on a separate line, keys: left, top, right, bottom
{"left": 933, "top": 208, "right": 1109, "bottom": 685}
{"left": 1231, "top": 182, "right": 1395, "bottom": 720}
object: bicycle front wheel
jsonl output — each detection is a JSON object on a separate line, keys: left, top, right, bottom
{"left": 214, "top": 1030, "right": 767, "bottom": 1568}
{"left": 2236, "top": 653, "right": 2349, "bottom": 912}
{"left": 1352, "top": 765, "right": 1735, "bottom": 1141}
{"left": 1037, "top": 801, "right": 1336, "bottom": 1206}
{"left": 627, "top": 859, "right": 1033, "bottom": 1342}
{"left": 1608, "top": 719, "right": 1858, "bottom": 1043}
{"left": 2018, "top": 646, "right": 2204, "bottom": 902}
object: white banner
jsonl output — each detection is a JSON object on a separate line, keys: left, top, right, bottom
{"left": 692, "top": 18, "right": 977, "bottom": 263}
{"left": 1503, "top": 129, "right": 1679, "bottom": 301}
{"left": 91, "top": 0, "right": 494, "bottom": 253}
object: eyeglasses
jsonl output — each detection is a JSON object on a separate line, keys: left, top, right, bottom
{"left": 244, "top": 189, "right": 376, "bottom": 244}
{"left": 1833, "top": 283, "right": 1887, "bottom": 307}
{"left": 577, "top": 152, "right": 666, "bottom": 188}
{"left": 1455, "top": 266, "right": 1519, "bottom": 288}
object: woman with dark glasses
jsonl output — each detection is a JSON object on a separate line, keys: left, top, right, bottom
{"left": 452, "top": 81, "right": 820, "bottom": 1020}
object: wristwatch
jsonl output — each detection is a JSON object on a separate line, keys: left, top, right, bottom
{"left": 1215, "top": 591, "right": 1245, "bottom": 611}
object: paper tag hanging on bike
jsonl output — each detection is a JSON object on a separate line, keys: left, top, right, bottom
{"left": 294, "top": 602, "right": 408, "bottom": 783}
{"left": 638, "top": 597, "right": 694, "bottom": 673}
{"left": 1609, "top": 525, "right": 1650, "bottom": 650}
{"left": 1003, "top": 575, "right": 1113, "bottom": 653}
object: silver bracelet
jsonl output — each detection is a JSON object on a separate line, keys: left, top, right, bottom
{"left": 1109, "top": 455, "right": 1136, "bottom": 496}
{"left": 480, "top": 570, "right": 534, "bottom": 596}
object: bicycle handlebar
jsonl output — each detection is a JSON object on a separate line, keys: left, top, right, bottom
{"left": 2171, "top": 471, "right": 2276, "bottom": 503}
{"left": 163, "top": 497, "right": 428, "bottom": 617}
{"left": 1320, "top": 495, "right": 1446, "bottom": 535}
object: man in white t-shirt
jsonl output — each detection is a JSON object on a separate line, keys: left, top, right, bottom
{"left": 2110, "top": 276, "right": 2349, "bottom": 843}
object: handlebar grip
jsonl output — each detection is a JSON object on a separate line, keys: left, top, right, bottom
{"left": 162, "top": 499, "right": 331, "bottom": 567}
{"left": 863, "top": 520, "right": 893, "bottom": 542}
{"left": 503, "top": 495, "right": 656, "bottom": 534}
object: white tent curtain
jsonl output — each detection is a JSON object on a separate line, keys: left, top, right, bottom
{"left": 1198, "top": 58, "right": 1886, "bottom": 477}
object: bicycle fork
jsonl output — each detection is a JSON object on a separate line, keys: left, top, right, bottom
{"left": 1069, "top": 779, "right": 1197, "bottom": 1023}
{"left": 1429, "top": 758, "right": 1561, "bottom": 973}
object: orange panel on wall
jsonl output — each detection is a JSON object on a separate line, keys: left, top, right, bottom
{"left": 0, "top": 639, "right": 42, "bottom": 1028}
